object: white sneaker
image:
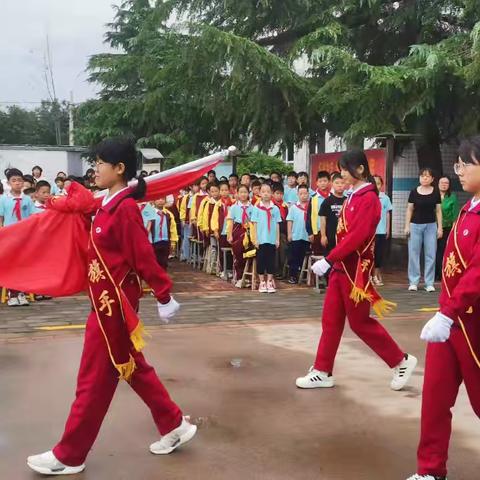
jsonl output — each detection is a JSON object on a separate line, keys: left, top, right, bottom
{"left": 234, "top": 279, "right": 243, "bottom": 288}
{"left": 373, "top": 276, "right": 384, "bottom": 286}
{"left": 408, "top": 284, "right": 418, "bottom": 292}
{"left": 149, "top": 417, "right": 197, "bottom": 455}
{"left": 425, "top": 285, "right": 436, "bottom": 293}
{"left": 258, "top": 281, "right": 268, "bottom": 293}
{"left": 7, "top": 296, "right": 20, "bottom": 307}
{"left": 18, "top": 293, "right": 30, "bottom": 306}
{"left": 406, "top": 474, "right": 447, "bottom": 480}
{"left": 391, "top": 354, "right": 418, "bottom": 391}
{"left": 295, "top": 367, "right": 335, "bottom": 389}
{"left": 266, "top": 280, "right": 276, "bottom": 293}
{"left": 27, "top": 451, "right": 85, "bottom": 476}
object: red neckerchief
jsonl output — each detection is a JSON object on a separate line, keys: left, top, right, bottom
{"left": 252, "top": 194, "right": 261, "bottom": 206}
{"left": 295, "top": 202, "right": 308, "bottom": 223}
{"left": 273, "top": 199, "right": 287, "bottom": 221}
{"left": 239, "top": 202, "right": 250, "bottom": 225}
{"left": 257, "top": 203, "right": 273, "bottom": 232}
{"left": 13, "top": 197, "right": 22, "bottom": 221}
{"left": 316, "top": 189, "right": 329, "bottom": 199}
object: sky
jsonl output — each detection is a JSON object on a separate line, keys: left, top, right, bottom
{"left": 0, "top": 0, "right": 120, "bottom": 107}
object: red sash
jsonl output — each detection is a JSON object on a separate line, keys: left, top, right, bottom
{"left": 442, "top": 213, "right": 480, "bottom": 368}
{"left": 88, "top": 229, "right": 146, "bottom": 382}
{"left": 336, "top": 204, "right": 396, "bottom": 318}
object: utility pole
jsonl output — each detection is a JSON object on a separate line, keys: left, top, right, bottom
{"left": 69, "top": 91, "right": 75, "bottom": 146}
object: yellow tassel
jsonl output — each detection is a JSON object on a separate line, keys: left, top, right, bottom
{"left": 372, "top": 299, "right": 397, "bottom": 319}
{"left": 130, "top": 321, "right": 148, "bottom": 352}
{"left": 349, "top": 286, "right": 372, "bottom": 305}
{"left": 115, "top": 355, "right": 136, "bottom": 382}
{"left": 243, "top": 249, "right": 256, "bottom": 259}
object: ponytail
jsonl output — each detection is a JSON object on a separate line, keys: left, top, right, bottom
{"left": 130, "top": 176, "right": 147, "bottom": 200}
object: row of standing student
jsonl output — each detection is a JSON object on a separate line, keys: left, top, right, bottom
{"left": 173, "top": 170, "right": 393, "bottom": 291}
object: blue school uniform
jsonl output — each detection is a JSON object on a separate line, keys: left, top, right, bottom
{"left": 151, "top": 209, "right": 171, "bottom": 243}
{"left": 251, "top": 203, "right": 282, "bottom": 245}
{"left": 284, "top": 186, "right": 298, "bottom": 205}
{"left": 0, "top": 193, "right": 35, "bottom": 226}
{"left": 286, "top": 203, "right": 309, "bottom": 241}
{"left": 229, "top": 202, "right": 254, "bottom": 224}
{"left": 140, "top": 203, "right": 156, "bottom": 228}
{"left": 377, "top": 192, "right": 393, "bottom": 235}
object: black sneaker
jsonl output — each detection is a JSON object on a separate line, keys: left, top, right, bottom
{"left": 288, "top": 277, "right": 298, "bottom": 285}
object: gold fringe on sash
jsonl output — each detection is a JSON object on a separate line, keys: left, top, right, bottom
{"left": 115, "top": 355, "right": 137, "bottom": 382}
{"left": 129, "top": 321, "right": 148, "bottom": 352}
{"left": 372, "top": 299, "right": 397, "bottom": 320}
{"left": 349, "top": 286, "right": 373, "bottom": 305}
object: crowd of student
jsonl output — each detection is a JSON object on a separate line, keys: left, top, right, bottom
{"left": 0, "top": 161, "right": 461, "bottom": 304}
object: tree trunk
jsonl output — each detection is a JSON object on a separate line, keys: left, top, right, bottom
{"left": 414, "top": 117, "right": 443, "bottom": 176}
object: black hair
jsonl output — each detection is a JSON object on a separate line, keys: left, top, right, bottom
{"left": 6, "top": 168, "right": 23, "bottom": 180}
{"left": 240, "top": 173, "right": 251, "bottom": 179}
{"left": 317, "top": 170, "right": 330, "bottom": 180}
{"left": 419, "top": 168, "right": 437, "bottom": 186}
{"left": 55, "top": 176, "right": 65, "bottom": 183}
{"left": 195, "top": 176, "right": 208, "bottom": 186}
{"left": 272, "top": 182, "right": 284, "bottom": 193}
{"left": 260, "top": 182, "right": 273, "bottom": 192}
{"left": 331, "top": 172, "right": 343, "bottom": 182}
{"left": 298, "top": 184, "right": 309, "bottom": 192}
{"left": 35, "top": 180, "right": 51, "bottom": 191}
{"left": 57, "top": 171, "right": 67, "bottom": 177}
{"left": 251, "top": 180, "right": 262, "bottom": 188}
{"left": 95, "top": 137, "right": 146, "bottom": 200}
{"left": 297, "top": 171, "right": 309, "bottom": 179}
{"left": 67, "top": 175, "right": 86, "bottom": 187}
{"left": 4, "top": 168, "right": 10, "bottom": 177}
{"left": 23, "top": 174, "right": 35, "bottom": 184}
{"left": 287, "top": 171, "right": 298, "bottom": 178}
{"left": 438, "top": 175, "right": 452, "bottom": 197}
{"left": 0, "top": 182, "right": 3, "bottom": 194}
{"left": 458, "top": 136, "right": 480, "bottom": 165}
{"left": 150, "top": 170, "right": 160, "bottom": 175}
{"left": 218, "top": 180, "right": 229, "bottom": 189}
{"left": 85, "top": 168, "right": 95, "bottom": 176}
{"left": 207, "top": 181, "right": 220, "bottom": 191}
{"left": 23, "top": 187, "right": 35, "bottom": 195}
{"left": 250, "top": 174, "right": 258, "bottom": 181}
{"left": 139, "top": 171, "right": 149, "bottom": 178}
{"left": 32, "top": 165, "right": 43, "bottom": 175}
{"left": 338, "top": 150, "right": 378, "bottom": 194}
{"left": 219, "top": 176, "right": 228, "bottom": 182}
{"left": 229, "top": 174, "right": 239, "bottom": 180}
{"left": 270, "top": 171, "right": 282, "bottom": 179}
{"left": 207, "top": 169, "right": 216, "bottom": 176}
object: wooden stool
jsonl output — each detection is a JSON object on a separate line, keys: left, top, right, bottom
{"left": 221, "top": 248, "right": 233, "bottom": 280}
{"left": 1, "top": 287, "right": 35, "bottom": 304}
{"left": 298, "top": 252, "right": 311, "bottom": 285}
{"left": 241, "top": 257, "right": 258, "bottom": 291}
{"left": 188, "top": 237, "right": 198, "bottom": 267}
{"left": 309, "top": 255, "right": 327, "bottom": 291}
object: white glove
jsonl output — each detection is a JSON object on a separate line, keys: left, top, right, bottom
{"left": 311, "top": 258, "right": 331, "bottom": 277}
{"left": 420, "top": 312, "right": 454, "bottom": 343}
{"left": 157, "top": 296, "right": 180, "bottom": 324}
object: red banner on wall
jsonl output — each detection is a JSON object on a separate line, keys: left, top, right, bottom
{"left": 310, "top": 149, "right": 387, "bottom": 187}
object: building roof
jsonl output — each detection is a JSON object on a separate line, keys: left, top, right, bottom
{"left": 0, "top": 144, "right": 88, "bottom": 153}
{"left": 139, "top": 148, "right": 164, "bottom": 160}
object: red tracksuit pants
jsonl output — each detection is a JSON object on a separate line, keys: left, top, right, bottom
{"left": 314, "top": 270, "right": 405, "bottom": 373}
{"left": 417, "top": 322, "right": 480, "bottom": 477}
{"left": 53, "top": 311, "right": 183, "bottom": 467}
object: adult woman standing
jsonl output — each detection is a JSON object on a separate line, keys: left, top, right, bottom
{"left": 405, "top": 168, "right": 443, "bottom": 292}
{"left": 435, "top": 176, "right": 459, "bottom": 280}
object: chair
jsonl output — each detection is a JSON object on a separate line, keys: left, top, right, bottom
{"left": 308, "top": 255, "right": 327, "bottom": 291}
{"left": 221, "top": 248, "right": 233, "bottom": 280}
{"left": 298, "top": 251, "right": 312, "bottom": 285}
{"left": 241, "top": 257, "right": 258, "bottom": 291}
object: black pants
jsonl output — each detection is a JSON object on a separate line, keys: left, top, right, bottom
{"left": 374, "top": 234, "right": 387, "bottom": 268}
{"left": 257, "top": 243, "right": 277, "bottom": 275}
{"left": 436, "top": 227, "right": 451, "bottom": 280}
{"left": 288, "top": 240, "right": 310, "bottom": 278}
{"left": 153, "top": 241, "right": 170, "bottom": 270}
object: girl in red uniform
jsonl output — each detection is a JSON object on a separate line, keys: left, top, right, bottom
{"left": 296, "top": 150, "right": 417, "bottom": 391}
{"left": 407, "top": 137, "right": 480, "bottom": 480}
{"left": 27, "top": 138, "right": 196, "bottom": 476}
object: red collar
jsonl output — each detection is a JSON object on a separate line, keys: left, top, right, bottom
{"left": 462, "top": 198, "right": 480, "bottom": 215}
{"left": 100, "top": 187, "right": 134, "bottom": 213}
{"left": 316, "top": 189, "right": 329, "bottom": 199}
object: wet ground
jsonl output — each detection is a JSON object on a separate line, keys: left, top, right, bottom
{"left": 0, "top": 263, "right": 477, "bottom": 479}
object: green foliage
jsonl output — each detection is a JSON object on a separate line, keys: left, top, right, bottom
{"left": 0, "top": 102, "right": 69, "bottom": 145}
{"left": 237, "top": 152, "right": 290, "bottom": 177}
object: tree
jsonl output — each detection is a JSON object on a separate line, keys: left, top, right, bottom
{"left": 0, "top": 102, "right": 69, "bottom": 145}
{"left": 79, "top": 0, "right": 480, "bottom": 171}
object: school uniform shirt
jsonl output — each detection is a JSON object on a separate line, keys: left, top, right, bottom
{"left": 228, "top": 202, "right": 254, "bottom": 225}
{"left": 376, "top": 192, "right": 393, "bottom": 235}
{"left": 319, "top": 194, "right": 346, "bottom": 247}
{"left": 140, "top": 203, "right": 157, "bottom": 229}
{"left": 0, "top": 193, "right": 35, "bottom": 226}
{"left": 251, "top": 202, "right": 282, "bottom": 245}
{"left": 151, "top": 208, "right": 178, "bottom": 243}
{"left": 197, "top": 197, "right": 212, "bottom": 233}
{"left": 33, "top": 201, "right": 47, "bottom": 214}
{"left": 284, "top": 185, "right": 298, "bottom": 205}
{"left": 190, "top": 191, "right": 208, "bottom": 223}
{"left": 307, "top": 190, "right": 329, "bottom": 235}
{"left": 179, "top": 193, "right": 191, "bottom": 222}
{"left": 211, "top": 198, "right": 233, "bottom": 235}
{"left": 286, "top": 202, "right": 309, "bottom": 242}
